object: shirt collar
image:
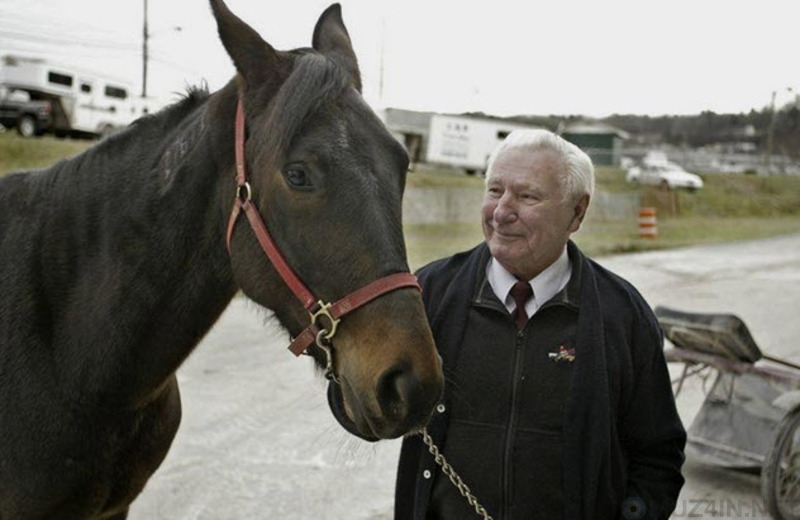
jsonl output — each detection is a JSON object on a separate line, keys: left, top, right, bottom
{"left": 486, "top": 246, "right": 572, "bottom": 317}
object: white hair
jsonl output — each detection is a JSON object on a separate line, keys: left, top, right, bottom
{"left": 485, "top": 129, "right": 595, "bottom": 203}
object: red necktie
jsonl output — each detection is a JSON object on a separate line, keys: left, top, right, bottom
{"left": 510, "top": 280, "right": 533, "bottom": 330}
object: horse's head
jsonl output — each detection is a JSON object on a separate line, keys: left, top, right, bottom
{"left": 210, "top": 0, "right": 443, "bottom": 439}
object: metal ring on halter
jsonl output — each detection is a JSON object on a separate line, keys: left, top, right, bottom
{"left": 315, "top": 329, "right": 339, "bottom": 383}
{"left": 236, "top": 182, "right": 252, "bottom": 202}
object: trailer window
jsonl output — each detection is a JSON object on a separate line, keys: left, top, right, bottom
{"left": 104, "top": 86, "right": 128, "bottom": 100}
{"left": 48, "top": 72, "right": 73, "bottom": 87}
{"left": 81, "top": 83, "right": 92, "bottom": 93}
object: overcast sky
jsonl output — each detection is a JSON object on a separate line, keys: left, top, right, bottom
{"left": 1, "top": 0, "right": 797, "bottom": 118}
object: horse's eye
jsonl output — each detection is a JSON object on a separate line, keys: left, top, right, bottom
{"left": 282, "top": 165, "right": 313, "bottom": 190}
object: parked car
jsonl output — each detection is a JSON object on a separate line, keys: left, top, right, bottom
{"left": 0, "top": 86, "right": 52, "bottom": 137}
{"left": 626, "top": 162, "right": 704, "bottom": 191}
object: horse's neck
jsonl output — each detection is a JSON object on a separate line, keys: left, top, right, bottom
{"left": 44, "top": 99, "right": 239, "bottom": 409}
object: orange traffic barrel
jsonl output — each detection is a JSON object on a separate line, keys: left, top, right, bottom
{"left": 638, "top": 207, "right": 657, "bottom": 238}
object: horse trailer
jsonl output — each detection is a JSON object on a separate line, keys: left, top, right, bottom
{"left": 425, "top": 114, "right": 541, "bottom": 175}
{"left": 0, "top": 55, "right": 155, "bottom": 137}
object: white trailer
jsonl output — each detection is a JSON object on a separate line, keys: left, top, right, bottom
{"left": 0, "top": 55, "right": 154, "bottom": 137}
{"left": 425, "top": 114, "right": 540, "bottom": 175}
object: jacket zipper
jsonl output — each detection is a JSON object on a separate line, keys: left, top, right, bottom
{"left": 501, "top": 328, "right": 526, "bottom": 518}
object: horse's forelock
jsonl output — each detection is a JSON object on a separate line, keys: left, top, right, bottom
{"left": 253, "top": 53, "right": 352, "bottom": 165}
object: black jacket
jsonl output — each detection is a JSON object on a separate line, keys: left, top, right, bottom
{"left": 329, "top": 241, "right": 686, "bottom": 520}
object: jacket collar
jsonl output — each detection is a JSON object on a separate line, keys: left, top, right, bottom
{"left": 472, "top": 241, "right": 583, "bottom": 313}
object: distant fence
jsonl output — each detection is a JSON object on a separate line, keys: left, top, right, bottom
{"left": 587, "top": 191, "right": 640, "bottom": 221}
{"left": 621, "top": 147, "right": 800, "bottom": 176}
{"left": 569, "top": 147, "right": 800, "bottom": 176}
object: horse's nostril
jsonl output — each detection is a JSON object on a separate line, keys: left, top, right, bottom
{"left": 377, "top": 363, "right": 428, "bottom": 423}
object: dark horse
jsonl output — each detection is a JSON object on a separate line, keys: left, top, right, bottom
{"left": 0, "top": 1, "right": 444, "bottom": 518}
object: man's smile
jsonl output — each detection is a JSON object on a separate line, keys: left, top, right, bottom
{"left": 492, "top": 227, "right": 524, "bottom": 240}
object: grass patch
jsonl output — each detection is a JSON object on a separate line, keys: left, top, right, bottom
{"left": 679, "top": 174, "right": 800, "bottom": 217}
{"left": 404, "top": 222, "right": 484, "bottom": 271}
{"left": 574, "top": 216, "right": 800, "bottom": 257}
{"left": 406, "top": 216, "right": 800, "bottom": 269}
{"left": 0, "top": 132, "right": 93, "bottom": 176}
{"left": 406, "top": 164, "right": 486, "bottom": 189}
{"left": 593, "top": 166, "right": 639, "bottom": 194}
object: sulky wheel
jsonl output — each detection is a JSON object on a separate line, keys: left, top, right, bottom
{"left": 762, "top": 405, "right": 800, "bottom": 520}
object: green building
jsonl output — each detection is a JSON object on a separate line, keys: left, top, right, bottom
{"left": 561, "top": 123, "right": 629, "bottom": 166}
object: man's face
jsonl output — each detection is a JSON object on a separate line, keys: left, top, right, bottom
{"left": 481, "top": 147, "right": 588, "bottom": 280}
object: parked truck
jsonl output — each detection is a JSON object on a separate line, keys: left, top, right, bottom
{"left": 0, "top": 55, "right": 156, "bottom": 138}
{"left": 0, "top": 86, "right": 52, "bottom": 137}
{"left": 425, "top": 114, "right": 540, "bottom": 175}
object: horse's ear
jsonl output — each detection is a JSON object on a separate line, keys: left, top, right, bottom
{"left": 209, "top": 0, "right": 287, "bottom": 89}
{"left": 312, "top": 4, "right": 362, "bottom": 92}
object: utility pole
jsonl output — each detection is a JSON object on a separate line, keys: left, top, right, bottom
{"left": 763, "top": 90, "right": 776, "bottom": 175}
{"left": 142, "top": 0, "right": 149, "bottom": 98}
{"left": 763, "top": 87, "right": 794, "bottom": 175}
{"left": 378, "top": 15, "right": 385, "bottom": 105}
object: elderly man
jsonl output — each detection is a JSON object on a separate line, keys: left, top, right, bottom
{"left": 330, "top": 129, "right": 685, "bottom": 520}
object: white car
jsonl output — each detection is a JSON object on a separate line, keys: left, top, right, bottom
{"left": 626, "top": 163, "right": 704, "bottom": 191}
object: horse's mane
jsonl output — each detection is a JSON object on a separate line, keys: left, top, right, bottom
{"left": 129, "top": 85, "right": 211, "bottom": 137}
{"left": 88, "top": 85, "right": 212, "bottom": 166}
{"left": 24, "top": 87, "right": 212, "bottom": 196}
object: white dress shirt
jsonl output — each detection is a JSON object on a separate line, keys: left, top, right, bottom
{"left": 486, "top": 246, "right": 572, "bottom": 318}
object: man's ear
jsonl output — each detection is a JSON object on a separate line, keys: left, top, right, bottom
{"left": 569, "top": 194, "right": 590, "bottom": 233}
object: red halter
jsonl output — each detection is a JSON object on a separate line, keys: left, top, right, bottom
{"left": 225, "top": 94, "right": 420, "bottom": 367}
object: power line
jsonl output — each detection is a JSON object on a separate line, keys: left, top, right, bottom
{"left": 0, "top": 12, "right": 121, "bottom": 33}
{"left": 0, "top": 30, "right": 138, "bottom": 52}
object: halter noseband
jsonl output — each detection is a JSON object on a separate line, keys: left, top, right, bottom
{"left": 225, "top": 94, "right": 420, "bottom": 380}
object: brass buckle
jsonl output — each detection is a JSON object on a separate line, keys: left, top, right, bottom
{"left": 309, "top": 300, "right": 341, "bottom": 341}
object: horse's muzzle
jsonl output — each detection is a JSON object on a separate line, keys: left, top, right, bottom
{"left": 374, "top": 361, "right": 443, "bottom": 437}
{"left": 341, "top": 357, "right": 443, "bottom": 440}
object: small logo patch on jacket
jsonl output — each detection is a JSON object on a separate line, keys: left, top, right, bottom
{"left": 548, "top": 345, "right": 576, "bottom": 363}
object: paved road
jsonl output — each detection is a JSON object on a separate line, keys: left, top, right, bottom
{"left": 131, "top": 233, "right": 800, "bottom": 519}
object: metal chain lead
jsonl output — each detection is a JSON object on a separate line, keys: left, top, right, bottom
{"left": 420, "top": 428, "right": 493, "bottom": 520}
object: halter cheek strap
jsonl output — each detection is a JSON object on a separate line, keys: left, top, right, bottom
{"left": 225, "top": 94, "right": 421, "bottom": 363}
